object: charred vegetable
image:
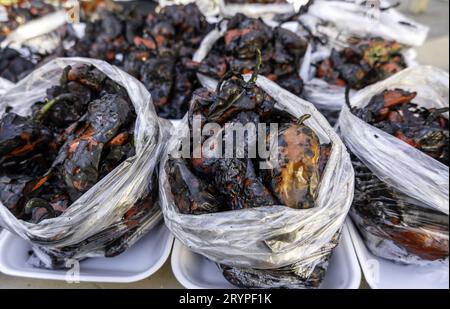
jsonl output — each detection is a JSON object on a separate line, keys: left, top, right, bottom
{"left": 349, "top": 88, "right": 449, "bottom": 262}
{"left": 166, "top": 59, "right": 332, "bottom": 287}
{"left": 194, "top": 13, "right": 307, "bottom": 96}
{"left": 351, "top": 89, "right": 449, "bottom": 165}
{"left": 351, "top": 157, "right": 449, "bottom": 262}
{"left": 0, "top": 64, "right": 138, "bottom": 223}
{"left": 317, "top": 37, "right": 407, "bottom": 90}
{"left": 62, "top": 3, "right": 212, "bottom": 119}
{"left": 263, "top": 114, "right": 322, "bottom": 209}
{"left": 0, "top": 47, "right": 35, "bottom": 82}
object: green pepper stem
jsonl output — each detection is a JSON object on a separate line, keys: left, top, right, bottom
{"left": 35, "top": 98, "right": 57, "bottom": 122}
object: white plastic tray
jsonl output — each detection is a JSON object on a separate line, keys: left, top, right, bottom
{"left": 171, "top": 221, "right": 361, "bottom": 289}
{"left": 347, "top": 219, "right": 449, "bottom": 289}
{"left": 0, "top": 222, "right": 174, "bottom": 283}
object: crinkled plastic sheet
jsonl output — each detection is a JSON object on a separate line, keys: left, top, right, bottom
{"left": 0, "top": 57, "right": 167, "bottom": 268}
{"left": 0, "top": 77, "right": 13, "bottom": 97}
{"left": 160, "top": 74, "right": 354, "bottom": 281}
{"left": 304, "top": 0, "right": 429, "bottom": 47}
{"left": 338, "top": 66, "right": 449, "bottom": 265}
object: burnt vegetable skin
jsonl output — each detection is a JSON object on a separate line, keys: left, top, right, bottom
{"left": 317, "top": 37, "right": 407, "bottom": 90}
{"left": 0, "top": 64, "right": 138, "bottom": 223}
{"left": 0, "top": 47, "right": 35, "bottom": 82}
{"left": 62, "top": 3, "right": 213, "bottom": 119}
{"left": 195, "top": 14, "right": 307, "bottom": 96}
{"left": 263, "top": 115, "right": 321, "bottom": 209}
{"left": 349, "top": 89, "right": 449, "bottom": 262}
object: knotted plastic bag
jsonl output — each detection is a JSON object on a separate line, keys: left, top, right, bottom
{"left": 338, "top": 66, "right": 449, "bottom": 265}
{"left": 0, "top": 57, "right": 167, "bottom": 268}
{"left": 160, "top": 74, "right": 354, "bottom": 288}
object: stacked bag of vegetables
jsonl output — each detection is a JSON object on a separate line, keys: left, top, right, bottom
{"left": 296, "top": 0, "right": 429, "bottom": 123}
{"left": 338, "top": 66, "right": 449, "bottom": 266}
{"left": 160, "top": 51, "right": 354, "bottom": 288}
{"left": 0, "top": 58, "right": 167, "bottom": 268}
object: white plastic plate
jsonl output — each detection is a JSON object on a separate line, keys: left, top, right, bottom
{"left": 0, "top": 222, "right": 174, "bottom": 283}
{"left": 171, "top": 222, "right": 361, "bottom": 289}
{"left": 347, "top": 219, "right": 449, "bottom": 289}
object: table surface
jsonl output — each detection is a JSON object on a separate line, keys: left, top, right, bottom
{"left": 0, "top": 3, "right": 448, "bottom": 289}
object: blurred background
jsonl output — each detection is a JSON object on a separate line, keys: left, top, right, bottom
{"left": 400, "top": 0, "right": 449, "bottom": 70}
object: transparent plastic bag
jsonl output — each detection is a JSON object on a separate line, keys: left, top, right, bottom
{"left": 218, "top": 0, "right": 305, "bottom": 19}
{"left": 303, "top": 0, "right": 429, "bottom": 48}
{"left": 0, "top": 77, "right": 13, "bottom": 96}
{"left": 337, "top": 66, "right": 449, "bottom": 265}
{"left": 159, "top": 74, "right": 354, "bottom": 288}
{"left": 0, "top": 57, "right": 167, "bottom": 268}
{"left": 296, "top": 0, "right": 427, "bottom": 115}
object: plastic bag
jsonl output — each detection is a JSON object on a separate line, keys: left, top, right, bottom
{"left": 337, "top": 66, "right": 449, "bottom": 265}
{"left": 295, "top": 0, "right": 428, "bottom": 116}
{"left": 159, "top": 74, "right": 354, "bottom": 288}
{"left": 218, "top": 0, "right": 305, "bottom": 19}
{"left": 0, "top": 77, "right": 13, "bottom": 97}
{"left": 0, "top": 57, "right": 167, "bottom": 268}
{"left": 303, "top": 0, "right": 429, "bottom": 48}
{"left": 193, "top": 19, "right": 307, "bottom": 91}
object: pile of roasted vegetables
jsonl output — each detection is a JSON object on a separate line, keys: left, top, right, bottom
{"left": 349, "top": 89, "right": 449, "bottom": 262}
{"left": 165, "top": 54, "right": 333, "bottom": 286}
{"left": 317, "top": 37, "right": 407, "bottom": 90}
{"left": 195, "top": 13, "right": 307, "bottom": 96}
{"left": 0, "top": 64, "right": 138, "bottom": 223}
{"left": 61, "top": 3, "right": 213, "bottom": 119}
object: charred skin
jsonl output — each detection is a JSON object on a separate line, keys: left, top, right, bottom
{"left": 219, "top": 232, "right": 340, "bottom": 288}
{"left": 265, "top": 117, "right": 321, "bottom": 209}
{"left": 0, "top": 47, "right": 35, "bottom": 82}
{"left": 198, "top": 14, "right": 306, "bottom": 96}
{"left": 167, "top": 158, "right": 222, "bottom": 214}
{"left": 317, "top": 38, "right": 407, "bottom": 90}
{"left": 0, "top": 113, "right": 53, "bottom": 160}
{"left": 352, "top": 89, "right": 449, "bottom": 166}
{"left": 61, "top": 93, "right": 132, "bottom": 200}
